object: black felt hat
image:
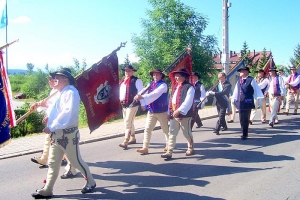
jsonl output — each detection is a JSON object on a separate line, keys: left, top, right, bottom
{"left": 170, "top": 67, "right": 191, "bottom": 76}
{"left": 149, "top": 69, "right": 165, "bottom": 79}
{"left": 268, "top": 66, "right": 278, "bottom": 72}
{"left": 50, "top": 68, "right": 75, "bottom": 85}
{"left": 237, "top": 66, "right": 250, "bottom": 72}
{"left": 192, "top": 72, "right": 200, "bottom": 78}
{"left": 122, "top": 65, "right": 137, "bottom": 72}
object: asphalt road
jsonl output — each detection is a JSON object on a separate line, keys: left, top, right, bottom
{"left": 1, "top": 111, "right": 300, "bottom": 200}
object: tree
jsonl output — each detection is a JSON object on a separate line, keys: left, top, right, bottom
{"left": 45, "top": 63, "right": 49, "bottom": 73}
{"left": 258, "top": 48, "right": 268, "bottom": 69}
{"left": 132, "top": 0, "right": 218, "bottom": 86}
{"left": 240, "top": 41, "right": 252, "bottom": 67}
{"left": 26, "top": 63, "right": 34, "bottom": 74}
{"left": 290, "top": 43, "right": 300, "bottom": 67}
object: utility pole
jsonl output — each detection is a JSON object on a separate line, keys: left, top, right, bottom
{"left": 222, "top": 0, "right": 231, "bottom": 73}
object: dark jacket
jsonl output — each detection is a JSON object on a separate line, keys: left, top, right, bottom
{"left": 236, "top": 76, "right": 255, "bottom": 110}
{"left": 214, "top": 80, "right": 231, "bottom": 108}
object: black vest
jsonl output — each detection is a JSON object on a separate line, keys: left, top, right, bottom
{"left": 237, "top": 76, "right": 255, "bottom": 110}
{"left": 170, "top": 81, "right": 194, "bottom": 118}
{"left": 194, "top": 81, "right": 203, "bottom": 100}
{"left": 125, "top": 76, "right": 139, "bottom": 107}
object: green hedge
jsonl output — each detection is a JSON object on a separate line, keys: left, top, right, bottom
{"left": 12, "top": 108, "right": 45, "bottom": 138}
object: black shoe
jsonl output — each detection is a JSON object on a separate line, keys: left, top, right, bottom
{"left": 221, "top": 127, "right": 228, "bottom": 131}
{"left": 213, "top": 130, "right": 220, "bottom": 135}
{"left": 293, "top": 111, "right": 297, "bottom": 115}
{"left": 60, "top": 171, "right": 76, "bottom": 179}
{"left": 196, "top": 124, "right": 203, "bottom": 128}
{"left": 31, "top": 157, "right": 39, "bottom": 164}
{"left": 31, "top": 192, "right": 53, "bottom": 199}
{"left": 269, "top": 122, "right": 274, "bottom": 127}
{"left": 61, "top": 159, "right": 68, "bottom": 166}
{"left": 241, "top": 135, "right": 248, "bottom": 140}
{"left": 31, "top": 158, "right": 48, "bottom": 167}
{"left": 81, "top": 183, "right": 96, "bottom": 194}
{"left": 261, "top": 121, "right": 266, "bottom": 124}
{"left": 227, "top": 120, "right": 234, "bottom": 123}
{"left": 249, "top": 121, "right": 253, "bottom": 125}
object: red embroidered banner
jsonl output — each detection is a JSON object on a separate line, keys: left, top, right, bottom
{"left": 75, "top": 52, "right": 120, "bottom": 132}
{"left": 263, "top": 56, "right": 275, "bottom": 75}
{"left": 168, "top": 48, "right": 193, "bottom": 86}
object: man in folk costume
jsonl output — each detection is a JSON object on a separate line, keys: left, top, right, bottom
{"left": 190, "top": 71, "right": 206, "bottom": 130}
{"left": 134, "top": 69, "right": 169, "bottom": 154}
{"left": 249, "top": 69, "right": 270, "bottom": 124}
{"left": 119, "top": 65, "right": 143, "bottom": 149}
{"left": 232, "top": 66, "right": 264, "bottom": 140}
{"left": 161, "top": 67, "right": 195, "bottom": 159}
{"left": 30, "top": 69, "right": 77, "bottom": 179}
{"left": 283, "top": 65, "right": 300, "bottom": 115}
{"left": 206, "top": 72, "right": 231, "bottom": 135}
{"left": 278, "top": 69, "right": 288, "bottom": 109}
{"left": 31, "top": 69, "right": 96, "bottom": 199}
{"left": 267, "top": 66, "right": 286, "bottom": 127}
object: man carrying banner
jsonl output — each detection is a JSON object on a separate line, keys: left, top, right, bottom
{"left": 134, "top": 69, "right": 169, "bottom": 154}
{"left": 32, "top": 69, "right": 96, "bottom": 199}
{"left": 283, "top": 65, "right": 300, "bottom": 115}
{"left": 249, "top": 69, "right": 270, "bottom": 124}
{"left": 268, "top": 66, "right": 286, "bottom": 127}
{"left": 119, "top": 65, "right": 143, "bottom": 149}
{"left": 161, "top": 67, "right": 195, "bottom": 159}
{"left": 30, "top": 70, "right": 77, "bottom": 179}
{"left": 232, "top": 66, "right": 264, "bottom": 139}
{"left": 206, "top": 72, "right": 231, "bottom": 135}
{"left": 190, "top": 72, "right": 206, "bottom": 130}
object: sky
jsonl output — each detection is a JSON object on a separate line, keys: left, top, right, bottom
{"left": 1, "top": 0, "right": 299, "bottom": 70}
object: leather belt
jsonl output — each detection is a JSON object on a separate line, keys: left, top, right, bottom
{"left": 51, "top": 126, "right": 78, "bottom": 135}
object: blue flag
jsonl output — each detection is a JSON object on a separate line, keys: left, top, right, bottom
{"left": 0, "top": 70, "right": 11, "bottom": 148}
{"left": 0, "top": 0, "right": 7, "bottom": 29}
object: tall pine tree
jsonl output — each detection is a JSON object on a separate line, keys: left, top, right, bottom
{"left": 290, "top": 44, "right": 300, "bottom": 68}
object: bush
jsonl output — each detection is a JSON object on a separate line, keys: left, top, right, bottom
{"left": 11, "top": 103, "right": 45, "bottom": 138}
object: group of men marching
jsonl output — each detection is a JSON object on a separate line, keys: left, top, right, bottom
{"left": 29, "top": 63, "right": 299, "bottom": 199}
{"left": 248, "top": 65, "right": 300, "bottom": 128}
{"left": 119, "top": 63, "right": 300, "bottom": 147}
{"left": 119, "top": 65, "right": 198, "bottom": 159}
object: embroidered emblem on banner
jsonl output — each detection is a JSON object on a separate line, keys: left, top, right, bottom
{"left": 94, "top": 80, "right": 111, "bottom": 104}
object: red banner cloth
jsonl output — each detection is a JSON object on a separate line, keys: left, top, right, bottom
{"left": 168, "top": 52, "right": 192, "bottom": 86}
{"left": 264, "top": 57, "right": 275, "bottom": 75}
{"left": 75, "top": 53, "right": 120, "bottom": 132}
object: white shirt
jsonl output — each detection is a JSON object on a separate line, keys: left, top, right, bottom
{"left": 139, "top": 82, "right": 168, "bottom": 106}
{"left": 47, "top": 85, "right": 80, "bottom": 132}
{"left": 232, "top": 76, "right": 264, "bottom": 101}
{"left": 119, "top": 78, "right": 143, "bottom": 101}
{"left": 257, "top": 77, "right": 270, "bottom": 95}
{"left": 36, "top": 89, "right": 59, "bottom": 114}
{"left": 280, "top": 75, "right": 287, "bottom": 82}
{"left": 287, "top": 74, "right": 300, "bottom": 87}
{"left": 268, "top": 76, "right": 286, "bottom": 96}
{"left": 194, "top": 80, "right": 206, "bottom": 102}
{"left": 45, "top": 89, "right": 59, "bottom": 116}
{"left": 169, "top": 84, "right": 195, "bottom": 115}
